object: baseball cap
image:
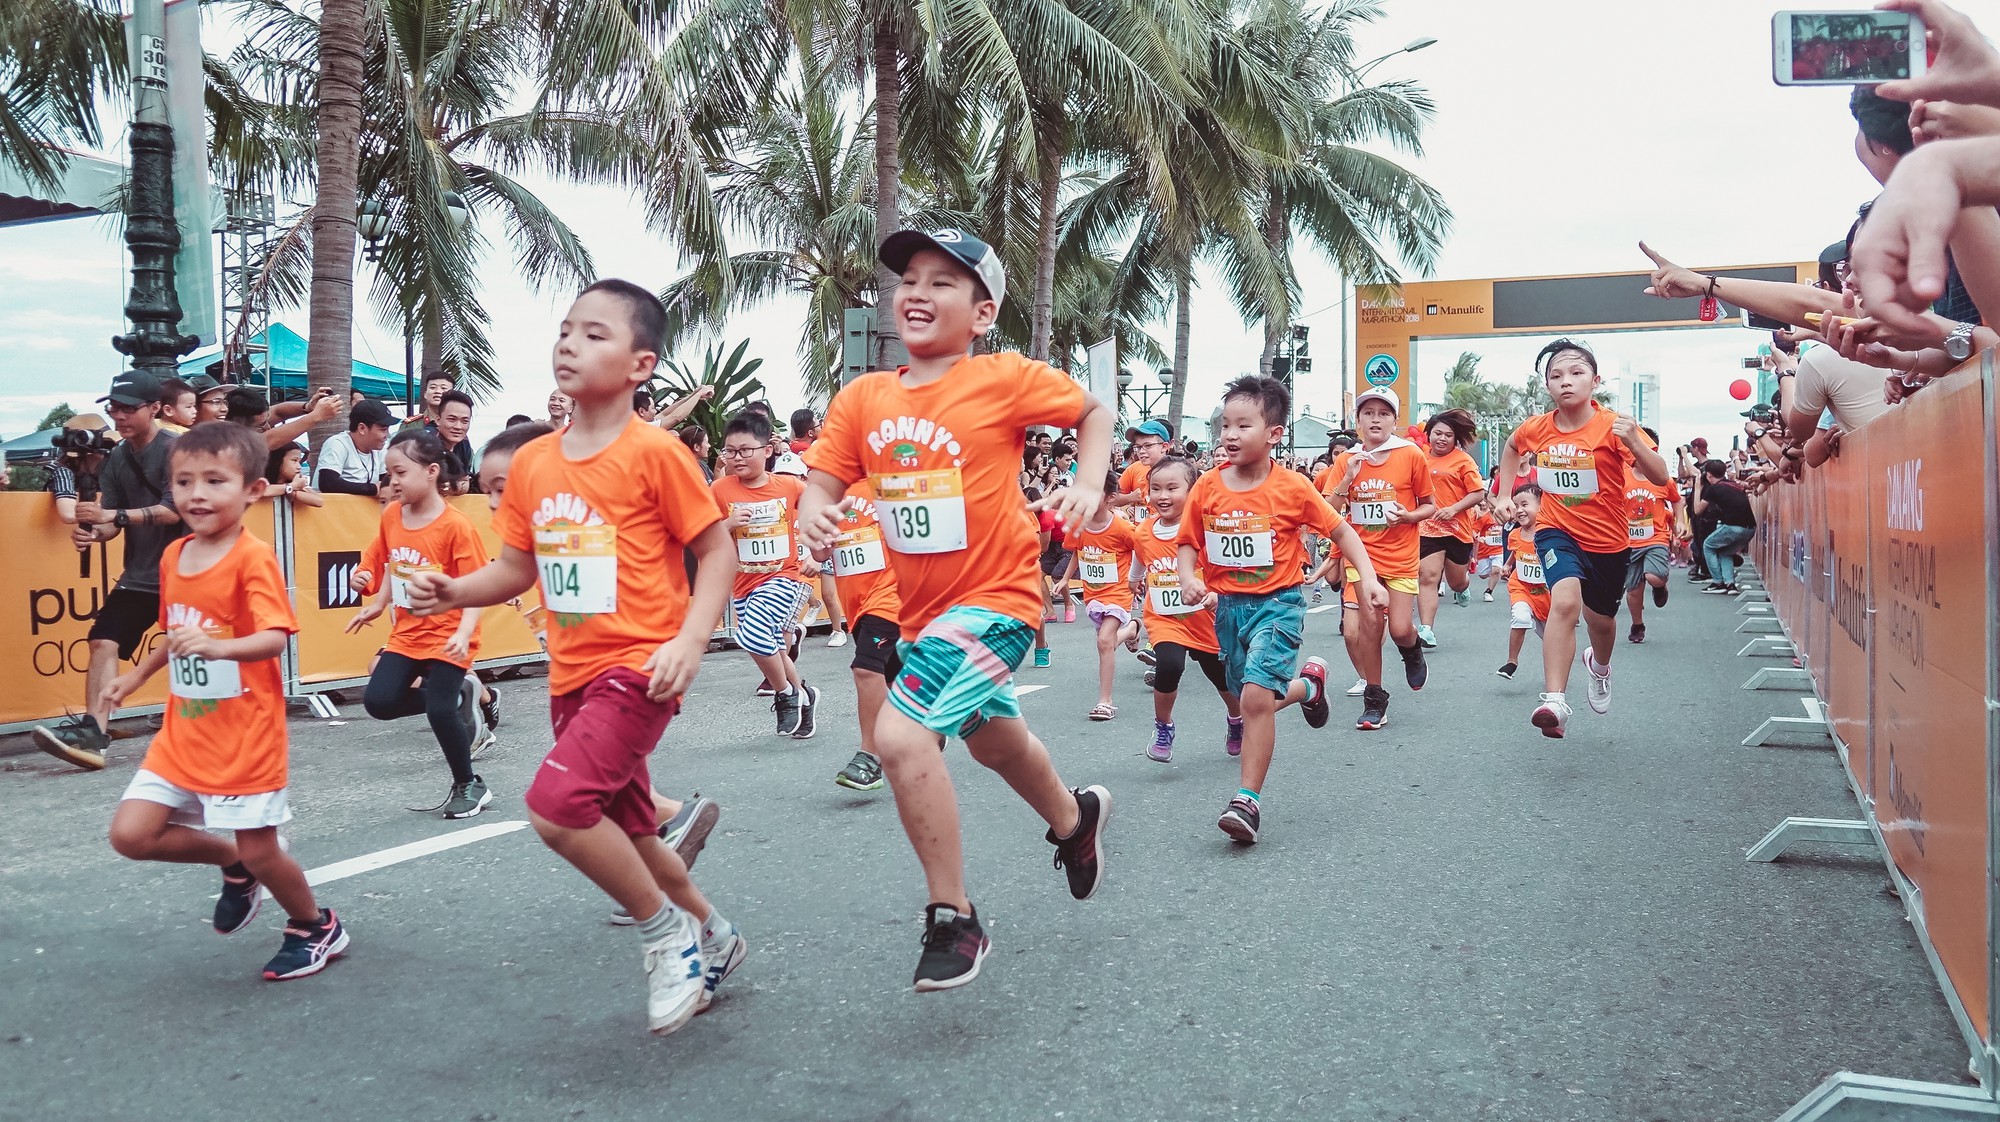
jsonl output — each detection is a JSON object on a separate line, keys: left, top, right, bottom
{"left": 879, "top": 227, "right": 1007, "bottom": 309}
{"left": 98, "top": 370, "right": 162, "bottom": 407}
{"left": 1125, "top": 419, "right": 1172, "bottom": 443}
{"left": 1818, "top": 241, "right": 1849, "bottom": 266}
{"left": 772, "top": 451, "right": 808, "bottom": 477}
{"left": 1353, "top": 387, "right": 1401, "bottom": 415}
{"left": 186, "top": 373, "right": 221, "bottom": 394}
{"left": 1742, "top": 403, "right": 1776, "bottom": 420}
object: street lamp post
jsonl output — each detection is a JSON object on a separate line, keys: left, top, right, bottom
{"left": 356, "top": 191, "right": 471, "bottom": 415}
{"left": 1117, "top": 367, "right": 1170, "bottom": 424}
{"left": 111, "top": 0, "right": 200, "bottom": 381}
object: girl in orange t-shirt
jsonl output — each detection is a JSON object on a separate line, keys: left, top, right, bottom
{"left": 1415, "top": 408, "right": 1487, "bottom": 641}
{"left": 1470, "top": 501, "right": 1505, "bottom": 600}
{"left": 1067, "top": 471, "right": 1140, "bottom": 721}
{"left": 349, "top": 429, "right": 494, "bottom": 817}
{"left": 1132, "top": 457, "right": 1241, "bottom": 762}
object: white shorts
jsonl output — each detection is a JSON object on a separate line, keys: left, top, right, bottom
{"left": 1473, "top": 556, "right": 1497, "bottom": 579}
{"left": 1508, "top": 600, "right": 1546, "bottom": 637}
{"left": 121, "top": 768, "right": 292, "bottom": 831}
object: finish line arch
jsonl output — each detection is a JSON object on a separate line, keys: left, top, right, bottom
{"left": 1344, "top": 261, "right": 1816, "bottom": 420}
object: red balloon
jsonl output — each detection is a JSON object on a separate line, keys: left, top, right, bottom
{"left": 1729, "top": 378, "right": 1752, "bottom": 400}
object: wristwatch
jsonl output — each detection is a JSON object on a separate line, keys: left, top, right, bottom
{"left": 1945, "top": 320, "right": 1976, "bottom": 361}
{"left": 113, "top": 509, "right": 129, "bottom": 528}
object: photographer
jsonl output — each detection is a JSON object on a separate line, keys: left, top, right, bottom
{"left": 46, "top": 415, "right": 115, "bottom": 524}
{"left": 31, "top": 372, "right": 185, "bottom": 771}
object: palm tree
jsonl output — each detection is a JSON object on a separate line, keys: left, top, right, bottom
{"left": 304, "top": 0, "right": 366, "bottom": 436}
{"left": 0, "top": 0, "right": 124, "bottom": 193}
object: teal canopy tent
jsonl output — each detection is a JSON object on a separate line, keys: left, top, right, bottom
{"left": 179, "top": 324, "right": 406, "bottom": 402}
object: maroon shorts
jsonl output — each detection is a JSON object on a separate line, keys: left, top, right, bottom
{"left": 526, "top": 667, "right": 677, "bottom": 837}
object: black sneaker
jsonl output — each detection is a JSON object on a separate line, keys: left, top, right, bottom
{"left": 1356, "top": 685, "right": 1390, "bottom": 731}
{"left": 659, "top": 794, "right": 722, "bottom": 868}
{"left": 1217, "top": 795, "right": 1260, "bottom": 844}
{"left": 479, "top": 686, "right": 502, "bottom": 731}
{"left": 1628, "top": 623, "right": 1646, "bottom": 644}
{"left": 1298, "top": 656, "right": 1330, "bottom": 729}
{"left": 790, "top": 683, "right": 819, "bottom": 740}
{"left": 1701, "top": 582, "right": 1730, "bottom": 595}
{"left": 754, "top": 679, "right": 775, "bottom": 698}
{"left": 213, "top": 866, "right": 262, "bottom": 934}
{"left": 1047, "top": 785, "right": 1110, "bottom": 901}
{"left": 262, "top": 908, "right": 349, "bottom": 981}
{"left": 1652, "top": 584, "right": 1668, "bottom": 609}
{"left": 441, "top": 775, "right": 493, "bottom": 819}
{"left": 457, "top": 674, "right": 481, "bottom": 747}
{"left": 774, "top": 688, "right": 803, "bottom": 736}
{"left": 1136, "top": 646, "right": 1158, "bottom": 666}
{"left": 913, "top": 903, "right": 989, "bottom": 992}
{"left": 30, "top": 714, "right": 109, "bottom": 771}
{"left": 835, "top": 751, "right": 885, "bottom": 791}
{"left": 787, "top": 628, "right": 802, "bottom": 663}
{"left": 1400, "top": 643, "right": 1428, "bottom": 691}
{"left": 1495, "top": 662, "right": 1517, "bottom": 679}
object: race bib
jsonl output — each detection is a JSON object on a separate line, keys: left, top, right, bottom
{"left": 872, "top": 469, "right": 968, "bottom": 554}
{"left": 1536, "top": 458, "right": 1598, "bottom": 497}
{"left": 1077, "top": 548, "right": 1117, "bottom": 586}
{"left": 1204, "top": 514, "right": 1275, "bottom": 568}
{"left": 1482, "top": 529, "right": 1503, "bottom": 548}
{"left": 1628, "top": 519, "right": 1654, "bottom": 543}
{"left": 1516, "top": 556, "right": 1545, "bottom": 585}
{"left": 832, "top": 524, "right": 887, "bottom": 576}
{"left": 389, "top": 559, "right": 442, "bottom": 612}
{"left": 168, "top": 652, "right": 241, "bottom": 700}
{"left": 733, "top": 501, "right": 792, "bottom": 567}
{"left": 1351, "top": 499, "right": 1397, "bottom": 528}
{"left": 1147, "top": 570, "right": 1200, "bottom": 616}
{"left": 535, "top": 524, "right": 618, "bottom": 615}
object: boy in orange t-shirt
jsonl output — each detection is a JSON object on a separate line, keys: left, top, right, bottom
{"left": 1132, "top": 456, "right": 1242, "bottom": 763}
{"left": 408, "top": 280, "right": 744, "bottom": 1036}
{"left": 1068, "top": 470, "right": 1141, "bottom": 721}
{"left": 713, "top": 410, "right": 819, "bottom": 738}
{"left": 1492, "top": 339, "right": 1670, "bottom": 738}
{"left": 1621, "top": 425, "right": 1681, "bottom": 645}
{"left": 1180, "top": 376, "right": 1383, "bottom": 844}
{"left": 1470, "top": 500, "right": 1505, "bottom": 600}
{"left": 101, "top": 422, "right": 345, "bottom": 982}
{"left": 1496, "top": 485, "right": 1551, "bottom": 680}
{"left": 799, "top": 227, "right": 1115, "bottom": 993}
{"left": 1316, "top": 387, "right": 1435, "bottom": 731}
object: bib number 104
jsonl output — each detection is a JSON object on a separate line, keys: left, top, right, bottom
{"left": 542, "top": 560, "right": 581, "bottom": 598}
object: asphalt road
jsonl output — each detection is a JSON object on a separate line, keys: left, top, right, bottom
{"left": 0, "top": 566, "right": 1970, "bottom": 1122}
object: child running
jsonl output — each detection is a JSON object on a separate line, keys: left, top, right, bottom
{"left": 349, "top": 428, "right": 495, "bottom": 818}
{"left": 1131, "top": 456, "right": 1241, "bottom": 762}
{"left": 1472, "top": 499, "right": 1505, "bottom": 602}
{"left": 1491, "top": 339, "right": 1670, "bottom": 737}
{"left": 1181, "top": 376, "right": 1383, "bottom": 843}
{"left": 408, "top": 280, "right": 745, "bottom": 1035}
{"left": 798, "top": 226, "right": 1113, "bottom": 992}
{"left": 824, "top": 479, "right": 902, "bottom": 792}
{"left": 1496, "top": 485, "right": 1550, "bottom": 679}
{"left": 1067, "top": 470, "right": 1140, "bottom": 721}
{"left": 1414, "top": 408, "right": 1487, "bottom": 642}
{"left": 101, "top": 421, "right": 347, "bottom": 980}
{"left": 713, "top": 410, "right": 819, "bottom": 738}
{"left": 1317, "top": 387, "right": 1433, "bottom": 731}
{"left": 1622, "top": 426, "right": 1679, "bottom": 644}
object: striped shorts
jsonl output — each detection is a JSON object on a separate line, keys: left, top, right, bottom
{"left": 732, "top": 577, "right": 811, "bottom": 657}
{"left": 888, "top": 606, "right": 1034, "bottom": 739}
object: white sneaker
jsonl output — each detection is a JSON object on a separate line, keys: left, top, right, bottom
{"left": 826, "top": 629, "right": 849, "bottom": 648}
{"left": 642, "top": 908, "right": 706, "bottom": 1035}
{"left": 1345, "top": 677, "right": 1368, "bottom": 697}
{"left": 697, "top": 917, "right": 748, "bottom": 1013}
{"left": 1481, "top": 590, "right": 1494, "bottom": 602}
{"left": 1583, "top": 649, "right": 1612, "bottom": 715}
{"left": 1531, "top": 693, "right": 1571, "bottom": 738}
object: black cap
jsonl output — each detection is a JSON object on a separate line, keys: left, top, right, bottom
{"left": 1818, "top": 241, "right": 1848, "bottom": 266}
{"left": 1741, "top": 403, "right": 1776, "bottom": 419}
{"left": 98, "top": 370, "right": 162, "bottom": 407}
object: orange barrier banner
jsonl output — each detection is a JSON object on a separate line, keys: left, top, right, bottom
{"left": 2, "top": 493, "right": 273, "bottom": 726}
{"left": 1818, "top": 429, "right": 1872, "bottom": 792}
{"left": 1865, "top": 369, "right": 1990, "bottom": 1038}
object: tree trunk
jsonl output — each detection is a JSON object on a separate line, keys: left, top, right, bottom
{"left": 420, "top": 309, "right": 444, "bottom": 384}
{"left": 870, "top": 10, "right": 901, "bottom": 368}
{"left": 1165, "top": 268, "right": 1191, "bottom": 438}
{"left": 305, "top": 0, "right": 366, "bottom": 450}
{"left": 1029, "top": 106, "right": 1063, "bottom": 362}
{"left": 1258, "top": 189, "right": 1287, "bottom": 377}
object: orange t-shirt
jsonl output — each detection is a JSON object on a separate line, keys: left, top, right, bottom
{"left": 1134, "top": 516, "right": 1218, "bottom": 654}
{"left": 805, "top": 353, "right": 1087, "bottom": 639}
{"left": 830, "top": 480, "right": 901, "bottom": 626}
{"left": 1511, "top": 406, "right": 1650, "bottom": 554}
{"left": 711, "top": 472, "right": 807, "bottom": 599}
{"left": 1505, "top": 526, "right": 1550, "bottom": 620}
{"left": 1119, "top": 461, "right": 1149, "bottom": 498}
{"left": 1471, "top": 511, "right": 1504, "bottom": 560}
{"left": 1419, "top": 447, "right": 1486, "bottom": 542}
{"left": 1178, "top": 461, "right": 1342, "bottom": 595}
{"left": 1326, "top": 444, "right": 1432, "bottom": 581}
{"left": 143, "top": 531, "right": 299, "bottom": 795}
{"left": 1067, "top": 516, "right": 1139, "bottom": 607}
{"left": 1624, "top": 479, "right": 1678, "bottom": 549}
{"left": 491, "top": 419, "right": 722, "bottom": 695}
{"left": 359, "top": 502, "right": 488, "bottom": 669}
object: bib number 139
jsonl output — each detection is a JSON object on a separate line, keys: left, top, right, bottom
{"left": 871, "top": 469, "right": 968, "bottom": 555}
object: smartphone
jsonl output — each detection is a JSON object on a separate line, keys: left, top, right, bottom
{"left": 1741, "top": 309, "right": 1792, "bottom": 332}
{"left": 1773, "top": 10, "right": 1925, "bottom": 86}
{"left": 1741, "top": 356, "right": 1763, "bottom": 369}
{"left": 1803, "top": 311, "right": 1856, "bottom": 329}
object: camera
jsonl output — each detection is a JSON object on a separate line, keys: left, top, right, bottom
{"left": 51, "top": 426, "right": 116, "bottom": 459}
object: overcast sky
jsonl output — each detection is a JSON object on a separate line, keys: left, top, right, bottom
{"left": 5, "top": 0, "right": 1989, "bottom": 454}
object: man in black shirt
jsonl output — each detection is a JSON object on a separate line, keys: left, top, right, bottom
{"left": 1691, "top": 460, "right": 1756, "bottom": 594}
{"left": 32, "top": 371, "right": 186, "bottom": 770}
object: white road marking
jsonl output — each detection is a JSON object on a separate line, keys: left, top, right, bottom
{"left": 1016, "top": 684, "right": 1050, "bottom": 696}
{"left": 1309, "top": 604, "right": 1341, "bottom": 614}
{"left": 246, "top": 820, "right": 530, "bottom": 900}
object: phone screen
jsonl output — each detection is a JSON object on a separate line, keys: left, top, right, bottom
{"left": 1780, "top": 11, "right": 1919, "bottom": 83}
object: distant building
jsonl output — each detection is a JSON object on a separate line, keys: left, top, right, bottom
{"left": 1622, "top": 362, "right": 1662, "bottom": 428}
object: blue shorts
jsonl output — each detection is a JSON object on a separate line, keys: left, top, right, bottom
{"left": 1533, "top": 528, "right": 1628, "bottom": 619}
{"left": 888, "top": 606, "right": 1033, "bottom": 739}
{"left": 731, "top": 577, "right": 811, "bottom": 657}
{"left": 1214, "top": 586, "right": 1307, "bottom": 697}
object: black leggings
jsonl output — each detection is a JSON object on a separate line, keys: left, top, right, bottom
{"left": 1153, "top": 641, "right": 1230, "bottom": 696}
{"left": 363, "top": 651, "right": 474, "bottom": 784}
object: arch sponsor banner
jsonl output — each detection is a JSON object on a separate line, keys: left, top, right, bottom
{"left": 1865, "top": 369, "right": 1989, "bottom": 1037}
{"left": 1, "top": 495, "right": 274, "bottom": 726}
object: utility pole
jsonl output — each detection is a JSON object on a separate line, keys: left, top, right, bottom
{"left": 111, "top": 0, "right": 199, "bottom": 379}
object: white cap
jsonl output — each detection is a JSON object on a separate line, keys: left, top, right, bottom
{"left": 1353, "top": 387, "right": 1401, "bottom": 415}
{"left": 772, "top": 451, "right": 808, "bottom": 476}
